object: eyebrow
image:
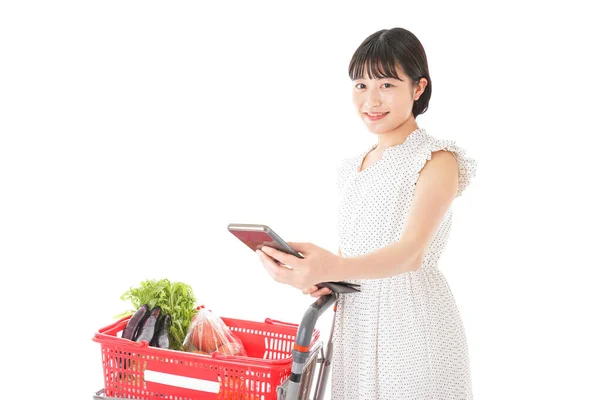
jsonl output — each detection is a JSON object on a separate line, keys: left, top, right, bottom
{"left": 354, "top": 77, "right": 403, "bottom": 81}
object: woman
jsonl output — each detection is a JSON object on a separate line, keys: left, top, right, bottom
{"left": 256, "top": 27, "right": 477, "bottom": 399}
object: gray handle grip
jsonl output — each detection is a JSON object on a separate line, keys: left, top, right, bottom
{"left": 286, "top": 293, "right": 338, "bottom": 399}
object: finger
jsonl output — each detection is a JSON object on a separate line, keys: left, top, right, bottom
{"left": 259, "top": 254, "right": 278, "bottom": 279}
{"left": 257, "top": 250, "right": 293, "bottom": 283}
{"left": 257, "top": 249, "right": 278, "bottom": 264}
{"left": 261, "top": 246, "right": 299, "bottom": 266}
{"left": 311, "top": 287, "right": 332, "bottom": 297}
{"left": 257, "top": 250, "right": 277, "bottom": 275}
{"left": 259, "top": 249, "right": 288, "bottom": 268}
{"left": 287, "top": 242, "right": 310, "bottom": 252}
{"left": 302, "top": 285, "right": 318, "bottom": 295}
{"left": 262, "top": 262, "right": 277, "bottom": 280}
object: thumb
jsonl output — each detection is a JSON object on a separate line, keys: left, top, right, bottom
{"left": 287, "top": 241, "right": 311, "bottom": 252}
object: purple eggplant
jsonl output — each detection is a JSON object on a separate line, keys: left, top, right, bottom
{"left": 151, "top": 314, "right": 171, "bottom": 349}
{"left": 121, "top": 304, "right": 150, "bottom": 340}
{"left": 135, "top": 306, "right": 161, "bottom": 343}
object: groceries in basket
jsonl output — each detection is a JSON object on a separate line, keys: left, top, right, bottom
{"left": 94, "top": 276, "right": 332, "bottom": 400}
{"left": 118, "top": 278, "right": 198, "bottom": 351}
{"left": 182, "top": 306, "right": 247, "bottom": 356}
{"left": 121, "top": 303, "right": 172, "bottom": 348}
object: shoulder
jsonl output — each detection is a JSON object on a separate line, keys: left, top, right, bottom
{"left": 425, "top": 148, "right": 459, "bottom": 169}
{"left": 415, "top": 129, "right": 478, "bottom": 198}
{"left": 417, "top": 149, "right": 459, "bottom": 197}
{"left": 414, "top": 130, "right": 464, "bottom": 154}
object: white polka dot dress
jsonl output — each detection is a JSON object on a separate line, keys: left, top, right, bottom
{"left": 331, "top": 128, "right": 477, "bottom": 400}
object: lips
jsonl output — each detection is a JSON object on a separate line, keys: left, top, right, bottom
{"left": 365, "top": 112, "right": 389, "bottom": 121}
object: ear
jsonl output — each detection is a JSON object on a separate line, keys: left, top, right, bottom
{"left": 413, "top": 77, "right": 428, "bottom": 101}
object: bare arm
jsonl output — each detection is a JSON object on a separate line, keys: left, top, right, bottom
{"left": 328, "top": 150, "right": 459, "bottom": 281}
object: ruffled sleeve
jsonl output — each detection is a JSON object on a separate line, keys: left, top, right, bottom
{"left": 416, "top": 137, "right": 478, "bottom": 198}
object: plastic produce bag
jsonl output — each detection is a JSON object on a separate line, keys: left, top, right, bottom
{"left": 182, "top": 306, "right": 247, "bottom": 356}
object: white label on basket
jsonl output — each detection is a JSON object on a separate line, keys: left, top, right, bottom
{"left": 145, "top": 370, "right": 220, "bottom": 393}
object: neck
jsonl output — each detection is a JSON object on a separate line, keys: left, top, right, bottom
{"left": 374, "top": 116, "right": 419, "bottom": 151}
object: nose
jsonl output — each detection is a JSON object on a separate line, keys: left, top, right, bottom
{"left": 365, "top": 88, "right": 382, "bottom": 109}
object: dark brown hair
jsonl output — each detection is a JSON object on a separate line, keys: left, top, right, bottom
{"left": 348, "top": 28, "right": 432, "bottom": 118}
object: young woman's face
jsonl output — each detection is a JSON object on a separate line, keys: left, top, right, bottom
{"left": 352, "top": 65, "right": 425, "bottom": 134}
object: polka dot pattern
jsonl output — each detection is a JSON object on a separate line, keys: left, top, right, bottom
{"left": 330, "top": 128, "right": 477, "bottom": 399}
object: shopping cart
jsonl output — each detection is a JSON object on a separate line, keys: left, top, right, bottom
{"left": 93, "top": 292, "right": 340, "bottom": 400}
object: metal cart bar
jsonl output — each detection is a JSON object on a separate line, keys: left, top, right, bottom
{"left": 285, "top": 292, "right": 338, "bottom": 400}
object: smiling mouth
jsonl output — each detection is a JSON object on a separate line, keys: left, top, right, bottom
{"left": 365, "top": 112, "right": 389, "bottom": 121}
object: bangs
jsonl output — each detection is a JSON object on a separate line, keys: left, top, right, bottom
{"left": 349, "top": 39, "right": 403, "bottom": 81}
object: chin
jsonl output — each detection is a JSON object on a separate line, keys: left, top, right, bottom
{"left": 364, "top": 124, "right": 391, "bottom": 134}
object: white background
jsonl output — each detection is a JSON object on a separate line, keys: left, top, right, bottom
{"left": 1, "top": 1, "right": 599, "bottom": 399}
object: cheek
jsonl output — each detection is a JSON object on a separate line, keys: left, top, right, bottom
{"left": 352, "top": 92, "right": 361, "bottom": 107}
{"left": 352, "top": 96, "right": 364, "bottom": 115}
{"left": 385, "top": 92, "right": 412, "bottom": 111}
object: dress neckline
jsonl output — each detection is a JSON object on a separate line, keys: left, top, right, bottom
{"left": 355, "top": 128, "right": 426, "bottom": 174}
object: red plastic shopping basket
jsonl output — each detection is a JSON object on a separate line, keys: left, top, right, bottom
{"left": 93, "top": 314, "right": 320, "bottom": 400}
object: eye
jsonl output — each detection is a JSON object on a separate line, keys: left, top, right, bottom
{"left": 354, "top": 82, "right": 393, "bottom": 89}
